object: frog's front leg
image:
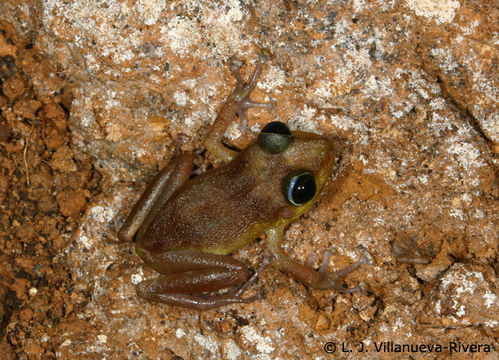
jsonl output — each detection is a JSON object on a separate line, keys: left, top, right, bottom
{"left": 118, "top": 154, "right": 194, "bottom": 242}
{"left": 203, "top": 52, "right": 274, "bottom": 162}
{"left": 135, "top": 249, "right": 266, "bottom": 310}
{"left": 266, "top": 225, "right": 367, "bottom": 291}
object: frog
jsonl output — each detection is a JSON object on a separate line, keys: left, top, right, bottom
{"left": 118, "top": 52, "right": 366, "bottom": 310}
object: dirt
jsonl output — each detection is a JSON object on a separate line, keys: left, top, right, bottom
{"left": 0, "top": 1, "right": 497, "bottom": 359}
{"left": 0, "top": 20, "right": 100, "bottom": 359}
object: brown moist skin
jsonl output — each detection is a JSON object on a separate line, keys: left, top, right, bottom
{"left": 139, "top": 135, "right": 329, "bottom": 255}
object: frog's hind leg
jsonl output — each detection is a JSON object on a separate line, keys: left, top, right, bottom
{"left": 136, "top": 250, "right": 267, "bottom": 310}
{"left": 118, "top": 154, "right": 193, "bottom": 242}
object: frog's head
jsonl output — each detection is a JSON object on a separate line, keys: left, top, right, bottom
{"left": 256, "top": 121, "right": 335, "bottom": 220}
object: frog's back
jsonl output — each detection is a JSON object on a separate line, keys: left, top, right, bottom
{"left": 140, "top": 144, "right": 288, "bottom": 255}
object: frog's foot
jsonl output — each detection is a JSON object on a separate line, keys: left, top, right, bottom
{"left": 314, "top": 250, "right": 370, "bottom": 293}
{"left": 229, "top": 50, "right": 269, "bottom": 93}
{"left": 229, "top": 258, "right": 274, "bottom": 297}
{"left": 194, "top": 259, "right": 273, "bottom": 307}
{"left": 138, "top": 279, "right": 264, "bottom": 311}
{"left": 229, "top": 54, "right": 275, "bottom": 131}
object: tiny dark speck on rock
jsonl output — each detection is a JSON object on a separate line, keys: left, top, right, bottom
{"left": 328, "top": 11, "right": 338, "bottom": 23}
{"left": 0, "top": 117, "right": 12, "bottom": 141}
{"left": 0, "top": 55, "right": 17, "bottom": 79}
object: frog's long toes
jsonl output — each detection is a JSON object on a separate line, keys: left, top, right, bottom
{"left": 319, "top": 249, "right": 333, "bottom": 274}
{"left": 240, "top": 98, "right": 275, "bottom": 110}
{"left": 306, "top": 253, "right": 318, "bottom": 267}
{"left": 230, "top": 258, "right": 273, "bottom": 297}
{"left": 230, "top": 57, "right": 243, "bottom": 71}
{"left": 230, "top": 58, "right": 244, "bottom": 84}
{"left": 237, "top": 99, "right": 275, "bottom": 130}
{"left": 306, "top": 249, "right": 332, "bottom": 273}
{"left": 236, "top": 108, "right": 249, "bottom": 131}
{"left": 338, "top": 281, "right": 366, "bottom": 294}
{"left": 239, "top": 288, "right": 265, "bottom": 303}
{"left": 257, "top": 48, "right": 271, "bottom": 62}
{"left": 334, "top": 252, "right": 371, "bottom": 281}
{"left": 244, "top": 54, "right": 269, "bottom": 91}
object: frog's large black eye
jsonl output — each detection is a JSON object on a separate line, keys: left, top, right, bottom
{"left": 258, "top": 121, "right": 292, "bottom": 154}
{"left": 282, "top": 170, "right": 317, "bottom": 206}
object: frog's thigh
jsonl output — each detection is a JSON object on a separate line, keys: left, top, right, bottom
{"left": 118, "top": 154, "right": 194, "bottom": 242}
{"left": 138, "top": 250, "right": 250, "bottom": 294}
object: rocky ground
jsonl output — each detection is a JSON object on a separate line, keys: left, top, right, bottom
{"left": 0, "top": 1, "right": 497, "bottom": 359}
